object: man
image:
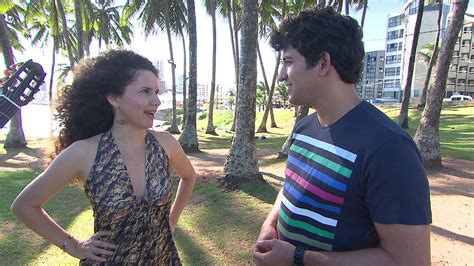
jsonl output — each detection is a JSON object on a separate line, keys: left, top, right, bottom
{"left": 253, "top": 6, "right": 431, "bottom": 266}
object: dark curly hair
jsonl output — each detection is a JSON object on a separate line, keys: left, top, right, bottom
{"left": 270, "top": 5, "right": 365, "bottom": 84}
{"left": 55, "top": 50, "right": 158, "bottom": 153}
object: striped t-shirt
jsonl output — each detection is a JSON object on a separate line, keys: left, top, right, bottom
{"left": 277, "top": 101, "right": 431, "bottom": 252}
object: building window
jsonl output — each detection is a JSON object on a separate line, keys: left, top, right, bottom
{"left": 458, "top": 79, "right": 466, "bottom": 85}
{"left": 469, "top": 67, "right": 474, "bottom": 73}
{"left": 448, "top": 78, "right": 456, "bottom": 85}
{"left": 398, "top": 42, "right": 403, "bottom": 51}
{"left": 459, "top": 66, "right": 468, "bottom": 73}
{"left": 379, "top": 67, "right": 384, "bottom": 73}
{"left": 464, "top": 26, "right": 472, "bottom": 33}
{"left": 451, "top": 64, "right": 458, "bottom": 72}
{"left": 453, "top": 51, "right": 459, "bottom": 57}
{"left": 386, "top": 55, "right": 398, "bottom": 64}
{"left": 468, "top": 80, "right": 474, "bottom": 85}
{"left": 388, "top": 15, "right": 403, "bottom": 27}
{"left": 379, "top": 56, "right": 384, "bottom": 61}
{"left": 384, "top": 79, "right": 400, "bottom": 88}
{"left": 386, "top": 43, "right": 398, "bottom": 52}
{"left": 387, "top": 30, "right": 399, "bottom": 40}
{"left": 397, "top": 54, "right": 402, "bottom": 63}
{"left": 470, "top": 55, "right": 474, "bottom": 60}
{"left": 385, "top": 67, "right": 400, "bottom": 77}
{"left": 462, "top": 53, "right": 469, "bottom": 59}
{"left": 462, "top": 40, "right": 471, "bottom": 47}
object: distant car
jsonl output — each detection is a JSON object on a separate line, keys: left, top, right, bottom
{"left": 369, "top": 98, "right": 399, "bottom": 104}
{"left": 443, "top": 95, "right": 473, "bottom": 102}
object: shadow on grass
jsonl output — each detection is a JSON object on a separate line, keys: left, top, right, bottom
{"left": 0, "top": 171, "right": 90, "bottom": 265}
{"left": 177, "top": 182, "right": 275, "bottom": 264}
{"left": 239, "top": 179, "right": 280, "bottom": 205}
{"left": 174, "top": 227, "right": 216, "bottom": 265}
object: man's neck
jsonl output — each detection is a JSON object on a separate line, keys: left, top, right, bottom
{"left": 313, "top": 84, "right": 362, "bottom": 127}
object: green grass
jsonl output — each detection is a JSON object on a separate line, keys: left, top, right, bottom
{"left": 383, "top": 105, "right": 474, "bottom": 160}
{"left": 1, "top": 105, "right": 472, "bottom": 264}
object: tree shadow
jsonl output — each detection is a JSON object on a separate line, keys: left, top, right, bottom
{"left": 431, "top": 225, "right": 474, "bottom": 246}
{"left": 260, "top": 171, "right": 284, "bottom": 182}
{"left": 0, "top": 171, "right": 90, "bottom": 264}
{"left": 174, "top": 227, "right": 216, "bottom": 265}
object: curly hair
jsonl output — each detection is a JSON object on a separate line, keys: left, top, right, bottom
{"left": 55, "top": 50, "right": 158, "bottom": 153}
{"left": 270, "top": 5, "right": 365, "bottom": 84}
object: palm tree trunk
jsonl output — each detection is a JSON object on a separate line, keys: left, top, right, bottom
{"left": 398, "top": 0, "right": 424, "bottom": 128}
{"left": 418, "top": 0, "right": 442, "bottom": 108}
{"left": 256, "top": 43, "right": 272, "bottom": 133}
{"left": 1, "top": 14, "right": 27, "bottom": 148}
{"left": 179, "top": 28, "right": 187, "bottom": 130}
{"left": 206, "top": 0, "right": 217, "bottom": 135}
{"left": 178, "top": 0, "right": 199, "bottom": 152}
{"left": 414, "top": 0, "right": 468, "bottom": 169}
{"left": 56, "top": 0, "right": 75, "bottom": 69}
{"left": 166, "top": 16, "right": 180, "bottom": 134}
{"left": 221, "top": 0, "right": 261, "bottom": 190}
{"left": 74, "top": 0, "right": 84, "bottom": 60}
{"left": 360, "top": 0, "right": 368, "bottom": 29}
{"left": 345, "top": 0, "right": 349, "bottom": 15}
{"left": 230, "top": 0, "right": 240, "bottom": 132}
{"left": 278, "top": 105, "right": 310, "bottom": 158}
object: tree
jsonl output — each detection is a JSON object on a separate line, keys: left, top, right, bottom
{"left": 278, "top": 105, "right": 310, "bottom": 158}
{"left": 228, "top": 0, "right": 241, "bottom": 132}
{"left": 73, "top": 0, "right": 84, "bottom": 60}
{"left": 96, "top": 0, "right": 132, "bottom": 51}
{"left": 178, "top": 0, "right": 199, "bottom": 152}
{"left": 221, "top": 0, "right": 261, "bottom": 189}
{"left": 123, "top": 0, "right": 184, "bottom": 134}
{"left": 205, "top": 0, "right": 218, "bottom": 135}
{"left": 227, "top": 88, "right": 235, "bottom": 110}
{"left": 1, "top": 3, "right": 28, "bottom": 148}
{"left": 256, "top": 81, "right": 266, "bottom": 111}
{"left": 418, "top": 0, "right": 443, "bottom": 107}
{"left": 275, "top": 83, "right": 288, "bottom": 107}
{"left": 56, "top": 0, "right": 75, "bottom": 69}
{"left": 398, "top": 0, "right": 424, "bottom": 128}
{"left": 256, "top": 0, "right": 285, "bottom": 133}
{"left": 414, "top": 0, "right": 468, "bottom": 169}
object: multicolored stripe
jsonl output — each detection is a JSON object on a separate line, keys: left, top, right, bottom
{"left": 278, "top": 133, "right": 358, "bottom": 251}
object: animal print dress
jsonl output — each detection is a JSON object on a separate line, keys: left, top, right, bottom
{"left": 80, "top": 130, "right": 181, "bottom": 265}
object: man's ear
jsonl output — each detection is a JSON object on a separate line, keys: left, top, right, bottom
{"left": 318, "top": 52, "right": 331, "bottom": 75}
{"left": 106, "top": 94, "right": 119, "bottom": 109}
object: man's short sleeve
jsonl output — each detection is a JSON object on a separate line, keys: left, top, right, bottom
{"left": 365, "top": 135, "right": 432, "bottom": 225}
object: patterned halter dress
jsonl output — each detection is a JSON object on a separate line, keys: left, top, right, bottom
{"left": 80, "top": 130, "right": 181, "bottom": 265}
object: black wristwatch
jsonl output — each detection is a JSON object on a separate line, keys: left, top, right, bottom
{"left": 293, "top": 246, "right": 306, "bottom": 266}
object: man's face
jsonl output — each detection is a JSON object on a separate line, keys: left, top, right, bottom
{"left": 278, "top": 46, "right": 320, "bottom": 106}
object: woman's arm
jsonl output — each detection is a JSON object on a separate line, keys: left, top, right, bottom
{"left": 11, "top": 141, "right": 115, "bottom": 262}
{"left": 155, "top": 131, "right": 197, "bottom": 230}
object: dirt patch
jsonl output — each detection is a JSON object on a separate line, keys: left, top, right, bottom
{"left": 1, "top": 138, "right": 472, "bottom": 264}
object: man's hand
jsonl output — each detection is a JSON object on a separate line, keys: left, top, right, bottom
{"left": 253, "top": 239, "right": 295, "bottom": 266}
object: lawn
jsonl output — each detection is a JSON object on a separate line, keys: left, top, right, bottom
{"left": 0, "top": 104, "right": 472, "bottom": 264}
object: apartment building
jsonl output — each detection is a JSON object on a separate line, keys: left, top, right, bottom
{"left": 383, "top": 1, "right": 450, "bottom": 101}
{"left": 447, "top": 12, "right": 474, "bottom": 97}
{"left": 358, "top": 50, "right": 385, "bottom": 100}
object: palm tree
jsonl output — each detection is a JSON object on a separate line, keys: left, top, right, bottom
{"left": 414, "top": 0, "right": 468, "bottom": 169}
{"left": 178, "top": 26, "right": 187, "bottom": 130}
{"left": 56, "top": 0, "right": 75, "bottom": 69}
{"left": 256, "top": 0, "right": 284, "bottom": 133}
{"left": 418, "top": 0, "right": 443, "bottom": 107}
{"left": 96, "top": 0, "right": 132, "bottom": 51}
{"left": 277, "top": 105, "right": 309, "bottom": 158}
{"left": 275, "top": 83, "right": 288, "bottom": 107}
{"left": 205, "top": 0, "right": 218, "bottom": 135}
{"left": 73, "top": 0, "right": 84, "bottom": 60}
{"left": 1, "top": 3, "right": 29, "bottom": 148}
{"left": 123, "top": 0, "right": 184, "bottom": 134}
{"left": 221, "top": 0, "right": 261, "bottom": 189}
{"left": 178, "top": 0, "right": 199, "bottom": 151}
{"left": 398, "top": 0, "right": 424, "bottom": 128}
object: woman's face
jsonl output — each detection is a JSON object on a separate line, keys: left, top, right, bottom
{"left": 112, "top": 70, "right": 161, "bottom": 129}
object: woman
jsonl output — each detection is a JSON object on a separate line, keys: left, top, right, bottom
{"left": 11, "top": 50, "right": 196, "bottom": 265}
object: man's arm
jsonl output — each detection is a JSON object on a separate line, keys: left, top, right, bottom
{"left": 254, "top": 223, "right": 431, "bottom": 266}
